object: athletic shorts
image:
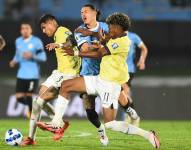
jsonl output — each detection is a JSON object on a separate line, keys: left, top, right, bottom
{"left": 126, "top": 73, "right": 134, "bottom": 87}
{"left": 42, "top": 70, "right": 77, "bottom": 89}
{"left": 16, "top": 78, "right": 38, "bottom": 93}
{"left": 84, "top": 76, "right": 121, "bottom": 109}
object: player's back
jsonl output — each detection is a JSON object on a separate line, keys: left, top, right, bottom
{"left": 54, "top": 26, "right": 81, "bottom": 75}
{"left": 74, "top": 22, "right": 109, "bottom": 76}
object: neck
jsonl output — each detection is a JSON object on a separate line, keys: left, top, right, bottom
{"left": 86, "top": 20, "right": 97, "bottom": 29}
{"left": 23, "top": 35, "right": 31, "bottom": 40}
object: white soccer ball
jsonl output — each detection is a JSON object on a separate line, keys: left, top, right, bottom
{"left": 5, "top": 129, "right": 23, "bottom": 146}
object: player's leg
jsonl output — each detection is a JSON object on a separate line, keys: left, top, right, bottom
{"left": 103, "top": 90, "right": 160, "bottom": 149}
{"left": 119, "top": 84, "right": 140, "bottom": 125}
{"left": 15, "top": 78, "right": 28, "bottom": 106}
{"left": 22, "top": 85, "right": 58, "bottom": 146}
{"left": 82, "top": 94, "right": 108, "bottom": 145}
{"left": 51, "top": 77, "right": 87, "bottom": 128}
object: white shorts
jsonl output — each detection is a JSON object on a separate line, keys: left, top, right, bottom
{"left": 42, "top": 70, "right": 77, "bottom": 89}
{"left": 84, "top": 76, "right": 121, "bottom": 109}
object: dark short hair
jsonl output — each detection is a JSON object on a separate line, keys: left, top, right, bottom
{"left": 21, "top": 20, "right": 32, "bottom": 27}
{"left": 39, "top": 14, "right": 57, "bottom": 25}
{"left": 106, "top": 12, "right": 131, "bottom": 31}
{"left": 83, "top": 4, "right": 101, "bottom": 20}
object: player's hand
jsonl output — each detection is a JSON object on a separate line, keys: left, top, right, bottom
{"left": 23, "top": 51, "right": 33, "bottom": 60}
{"left": 91, "top": 41, "right": 101, "bottom": 49}
{"left": 63, "top": 48, "right": 74, "bottom": 56}
{"left": 75, "top": 28, "right": 93, "bottom": 36}
{"left": 9, "top": 60, "right": 17, "bottom": 68}
{"left": 137, "top": 60, "right": 145, "bottom": 70}
{"left": 46, "top": 43, "right": 59, "bottom": 51}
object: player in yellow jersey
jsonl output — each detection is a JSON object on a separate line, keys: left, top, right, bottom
{"left": 39, "top": 13, "right": 160, "bottom": 149}
{"left": 22, "top": 14, "right": 81, "bottom": 146}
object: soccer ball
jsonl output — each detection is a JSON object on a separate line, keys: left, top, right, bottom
{"left": 5, "top": 129, "right": 23, "bottom": 146}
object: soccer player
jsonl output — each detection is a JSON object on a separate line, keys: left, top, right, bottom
{"left": 9, "top": 22, "right": 47, "bottom": 117}
{"left": 39, "top": 12, "right": 160, "bottom": 149}
{"left": 0, "top": 35, "right": 6, "bottom": 51}
{"left": 75, "top": 11, "right": 141, "bottom": 126}
{"left": 21, "top": 14, "right": 81, "bottom": 146}
{"left": 74, "top": 4, "right": 109, "bottom": 145}
{"left": 122, "top": 31, "right": 148, "bottom": 125}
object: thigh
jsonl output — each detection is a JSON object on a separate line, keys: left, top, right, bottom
{"left": 102, "top": 107, "right": 117, "bottom": 123}
{"left": 16, "top": 78, "right": 27, "bottom": 93}
{"left": 59, "top": 77, "right": 87, "bottom": 98}
{"left": 26, "top": 79, "right": 39, "bottom": 93}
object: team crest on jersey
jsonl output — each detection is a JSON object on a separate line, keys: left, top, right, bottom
{"left": 112, "top": 43, "right": 119, "bottom": 49}
{"left": 28, "top": 43, "right": 33, "bottom": 49}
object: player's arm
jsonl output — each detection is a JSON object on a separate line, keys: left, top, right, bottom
{"left": 33, "top": 39, "right": 47, "bottom": 62}
{"left": 0, "top": 35, "right": 6, "bottom": 51}
{"left": 64, "top": 45, "right": 109, "bottom": 59}
{"left": 9, "top": 41, "right": 19, "bottom": 68}
{"left": 75, "top": 28, "right": 110, "bottom": 44}
{"left": 137, "top": 42, "right": 148, "bottom": 70}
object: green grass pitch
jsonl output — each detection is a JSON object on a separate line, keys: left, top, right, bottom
{"left": 0, "top": 119, "right": 191, "bottom": 150}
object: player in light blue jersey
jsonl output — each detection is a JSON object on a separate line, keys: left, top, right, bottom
{"left": 74, "top": 4, "right": 109, "bottom": 145}
{"left": 120, "top": 31, "right": 148, "bottom": 126}
{"left": 9, "top": 22, "right": 47, "bottom": 116}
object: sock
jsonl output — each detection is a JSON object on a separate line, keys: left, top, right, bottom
{"left": 17, "top": 97, "right": 27, "bottom": 105}
{"left": 86, "top": 109, "right": 101, "bottom": 128}
{"left": 51, "top": 95, "right": 69, "bottom": 127}
{"left": 122, "top": 103, "right": 139, "bottom": 120}
{"left": 25, "top": 96, "right": 33, "bottom": 113}
{"left": 105, "top": 120, "right": 149, "bottom": 140}
{"left": 43, "top": 103, "right": 55, "bottom": 119}
{"left": 130, "top": 101, "right": 135, "bottom": 108}
{"left": 29, "top": 97, "right": 45, "bottom": 139}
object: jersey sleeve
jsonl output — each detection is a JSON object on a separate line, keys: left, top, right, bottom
{"left": 133, "top": 33, "right": 143, "bottom": 47}
{"left": 33, "top": 38, "right": 47, "bottom": 62}
{"left": 74, "top": 32, "right": 90, "bottom": 47}
{"left": 13, "top": 39, "right": 20, "bottom": 62}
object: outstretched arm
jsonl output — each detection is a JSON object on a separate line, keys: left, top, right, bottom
{"left": 64, "top": 45, "right": 109, "bottom": 59}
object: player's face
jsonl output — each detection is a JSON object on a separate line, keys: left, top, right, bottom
{"left": 81, "top": 7, "right": 97, "bottom": 24}
{"left": 109, "top": 24, "right": 124, "bottom": 39}
{"left": 20, "top": 24, "right": 32, "bottom": 39}
{"left": 41, "top": 21, "right": 55, "bottom": 37}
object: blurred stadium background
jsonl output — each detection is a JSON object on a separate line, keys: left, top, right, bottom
{"left": 0, "top": 0, "right": 191, "bottom": 120}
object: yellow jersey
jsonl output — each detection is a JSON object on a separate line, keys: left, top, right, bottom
{"left": 99, "top": 35, "right": 131, "bottom": 84}
{"left": 54, "top": 26, "right": 81, "bottom": 75}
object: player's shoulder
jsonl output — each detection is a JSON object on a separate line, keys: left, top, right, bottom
{"left": 56, "top": 26, "right": 72, "bottom": 37}
{"left": 31, "top": 35, "right": 42, "bottom": 43}
{"left": 15, "top": 36, "right": 23, "bottom": 43}
{"left": 98, "top": 22, "right": 108, "bottom": 27}
{"left": 128, "top": 31, "right": 140, "bottom": 39}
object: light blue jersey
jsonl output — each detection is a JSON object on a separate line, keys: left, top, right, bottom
{"left": 126, "top": 32, "right": 143, "bottom": 73}
{"left": 74, "top": 22, "right": 109, "bottom": 76}
{"left": 13, "top": 35, "right": 47, "bottom": 79}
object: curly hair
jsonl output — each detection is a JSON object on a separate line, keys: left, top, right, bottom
{"left": 106, "top": 12, "right": 131, "bottom": 31}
